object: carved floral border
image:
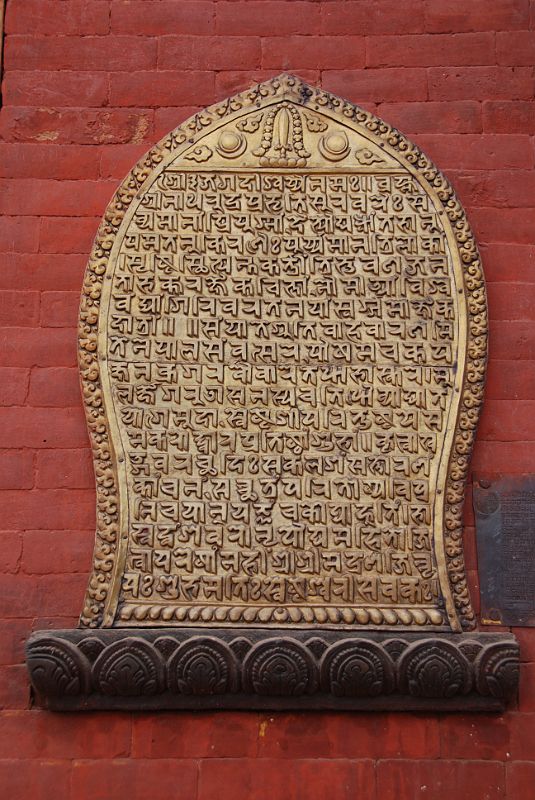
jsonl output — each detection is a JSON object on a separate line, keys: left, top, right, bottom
{"left": 78, "top": 74, "right": 486, "bottom": 630}
{"left": 27, "top": 630, "right": 518, "bottom": 709}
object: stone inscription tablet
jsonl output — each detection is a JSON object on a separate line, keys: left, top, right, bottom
{"left": 79, "top": 75, "right": 486, "bottom": 631}
{"left": 474, "top": 476, "right": 535, "bottom": 627}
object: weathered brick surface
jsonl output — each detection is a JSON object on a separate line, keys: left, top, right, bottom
{"left": 0, "top": 2, "right": 533, "bottom": 797}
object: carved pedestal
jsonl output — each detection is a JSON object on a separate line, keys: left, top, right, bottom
{"left": 26, "top": 75, "right": 519, "bottom": 710}
{"left": 27, "top": 630, "right": 518, "bottom": 711}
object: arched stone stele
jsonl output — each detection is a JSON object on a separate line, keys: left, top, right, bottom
{"left": 78, "top": 74, "right": 487, "bottom": 633}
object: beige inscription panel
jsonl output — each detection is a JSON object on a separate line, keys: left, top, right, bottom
{"left": 79, "top": 76, "right": 486, "bottom": 630}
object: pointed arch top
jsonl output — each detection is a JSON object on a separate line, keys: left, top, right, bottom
{"left": 78, "top": 74, "right": 487, "bottom": 632}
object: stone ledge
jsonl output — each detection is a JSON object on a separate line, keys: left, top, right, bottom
{"left": 26, "top": 629, "right": 519, "bottom": 711}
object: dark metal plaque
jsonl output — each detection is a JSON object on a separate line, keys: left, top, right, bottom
{"left": 474, "top": 476, "right": 535, "bottom": 627}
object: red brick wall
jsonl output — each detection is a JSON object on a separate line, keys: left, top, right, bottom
{"left": 1, "top": 1, "right": 534, "bottom": 798}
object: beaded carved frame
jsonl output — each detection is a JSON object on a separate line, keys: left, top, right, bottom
{"left": 78, "top": 74, "right": 486, "bottom": 632}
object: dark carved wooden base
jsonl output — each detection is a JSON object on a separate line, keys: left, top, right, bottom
{"left": 26, "top": 629, "right": 519, "bottom": 711}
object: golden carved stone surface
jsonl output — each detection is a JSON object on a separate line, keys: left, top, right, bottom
{"left": 79, "top": 75, "right": 486, "bottom": 631}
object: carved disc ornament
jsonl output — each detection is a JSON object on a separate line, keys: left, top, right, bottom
{"left": 79, "top": 75, "right": 487, "bottom": 632}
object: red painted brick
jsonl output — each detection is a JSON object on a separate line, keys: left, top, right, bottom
{"left": 452, "top": 170, "right": 535, "bottom": 208}
{"left": 0, "top": 619, "right": 31, "bottom": 665}
{"left": 6, "top": 35, "right": 157, "bottom": 72}
{"left": 378, "top": 759, "right": 505, "bottom": 799}
{"left": 71, "top": 759, "right": 198, "bottom": 800}
{"left": 255, "top": 712, "right": 439, "bottom": 759}
{"left": 0, "top": 407, "right": 87, "bottom": 448}
{"left": 463, "top": 483, "right": 475, "bottom": 528}
{"left": 489, "top": 321, "right": 535, "bottom": 360}
{"left": 0, "top": 290, "right": 40, "bottom": 327}
{"left": 0, "top": 531, "right": 23, "bottom": 572}
{"left": 217, "top": 2, "right": 321, "bottom": 36}
{"left": 6, "top": 0, "right": 110, "bottom": 35}
{"left": 39, "top": 217, "right": 100, "bottom": 254}
{"left": 0, "top": 664, "right": 30, "bottom": 709}
{"left": 0, "top": 759, "right": 71, "bottom": 799}
{"left": 0, "top": 368, "right": 29, "bottom": 406}
{"left": 478, "top": 400, "right": 535, "bottom": 441}
{"left": 0, "top": 217, "right": 40, "bottom": 253}
{"left": 425, "top": 0, "right": 529, "bottom": 32}
{"left": 0, "top": 489, "right": 95, "bottom": 530}
{"left": 199, "top": 758, "right": 376, "bottom": 800}
{"left": 214, "top": 70, "right": 322, "bottom": 100}
{"left": 415, "top": 135, "right": 534, "bottom": 170}
{"left": 255, "top": 713, "right": 337, "bottom": 759}
{"left": 520, "top": 663, "right": 535, "bottom": 711}
{"left": 0, "top": 327, "right": 77, "bottom": 367}
{"left": 159, "top": 36, "right": 261, "bottom": 70}
{"left": 28, "top": 367, "right": 81, "bottom": 408}
{"left": 40, "top": 291, "right": 79, "bottom": 328}
{"left": 379, "top": 101, "right": 482, "bottom": 134}
{"left": 31, "top": 614, "right": 80, "bottom": 631}
{"left": 22, "top": 530, "right": 93, "bottom": 574}
{"left": 132, "top": 711, "right": 260, "bottom": 758}
{"left": 367, "top": 32, "right": 495, "bottom": 67}
{"left": 428, "top": 67, "right": 534, "bottom": 101}
{"left": 506, "top": 762, "right": 535, "bottom": 800}
{"left": 471, "top": 440, "right": 535, "bottom": 474}
{"left": 0, "top": 574, "right": 39, "bottom": 616}
{"left": 0, "top": 254, "right": 86, "bottom": 291}
{"left": 3, "top": 70, "right": 109, "bottom": 108}
{"left": 37, "top": 572, "right": 88, "bottom": 616}
{"left": 462, "top": 524, "right": 478, "bottom": 571}
{"left": 513, "top": 628, "right": 535, "bottom": 662}
{"left": 110, "top": 70, "right": 215, "bottom": 108}
{"left": 0, "top": 451, "right": 34, "bottom": 490}
{"left": 487, "top": 282, "right": 535, "bottom": 320}
{"left": 0, "top": 143, "right": 99, "bottom": 179}
{"left": 510, "top": 713, "right": 535, "bottom": 760}
{"left": 323, "top": 0, "right": 425, "bottom": 35}
{"left": 0, "top": 107, "right": 154, "bottom": 146}
{"left": 323, "top": 69, "right": 428, "bottom": 102}
{"left": 483, "top": 101, "right": 535, "bottom": 134}
{"left": 470, "top": 208, "right": 535, "bottom": 244}
{"left": 35, "top": 449, "right": 93, "bottom": 489}
{"left": 0, "top": 179, "right": 115, "bottom": 217}
{"left": 153, "top": 106, "right": 203, "bottom": 139}
{"left": 0, "top": 711, "right": 131, "bottom": 758}
{"left": 99, "top": 144, "right": 150, "bottom": 179}
{"left": 466, "top": 568, "right": 480, "bottom": 615}
{"left": 112, "top": 0, "right": 214, "bottom": 35}
{"left": 497, "top": 30, "right": 535, "bottom": 65}
{"left": 481, "top": 244, "right": 535, "bottom": 283}
{"left": 262, "top": 36, "right": 366, "bottom": 70}
{"left": 439, "top": 715, "right": 511, "bottom": 760}
{"left": 486, "top": 360, "right": 535, "bottom": 400}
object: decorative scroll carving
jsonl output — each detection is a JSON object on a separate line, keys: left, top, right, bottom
{"left": 475, "top": 641, "right": 521, "bottom": 700}
{"left": 92, "top": 637, "right": 165, "bottom": 696}
{"left": 26, "top": 637, "right": 91, "bottom": 697}
{"left": 168, "top": 637, "right": 238, "bottom": 695}
{"left": 26, "top": 630, "right": 518, "bottom": 711}
{"left": 242, "top": 639, "right": 318, "bottom": 696}
{"left": 398, "top": 639, "right": 472, "bottom": 698}
{"left": 320, "top": 640, "right": 395, "bottom": 697}
{"left": 76, "top": 74, "right": 486, "bottom": 633}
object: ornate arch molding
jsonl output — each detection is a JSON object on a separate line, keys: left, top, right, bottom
{"left": 27, "top": 75, "right": 518, "bottom": 710}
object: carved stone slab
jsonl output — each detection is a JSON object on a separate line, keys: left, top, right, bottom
{"left": 474, "top": 476, "right": 535, "bottom": 627}
{"left": 27, "top": 75, "right": 516, "bottom": 711}
{"left": 26, "top": 629, "right": 518, "bottom": 711}
{"left": 78, "top": 74, "right": 486, "bottom": 633}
